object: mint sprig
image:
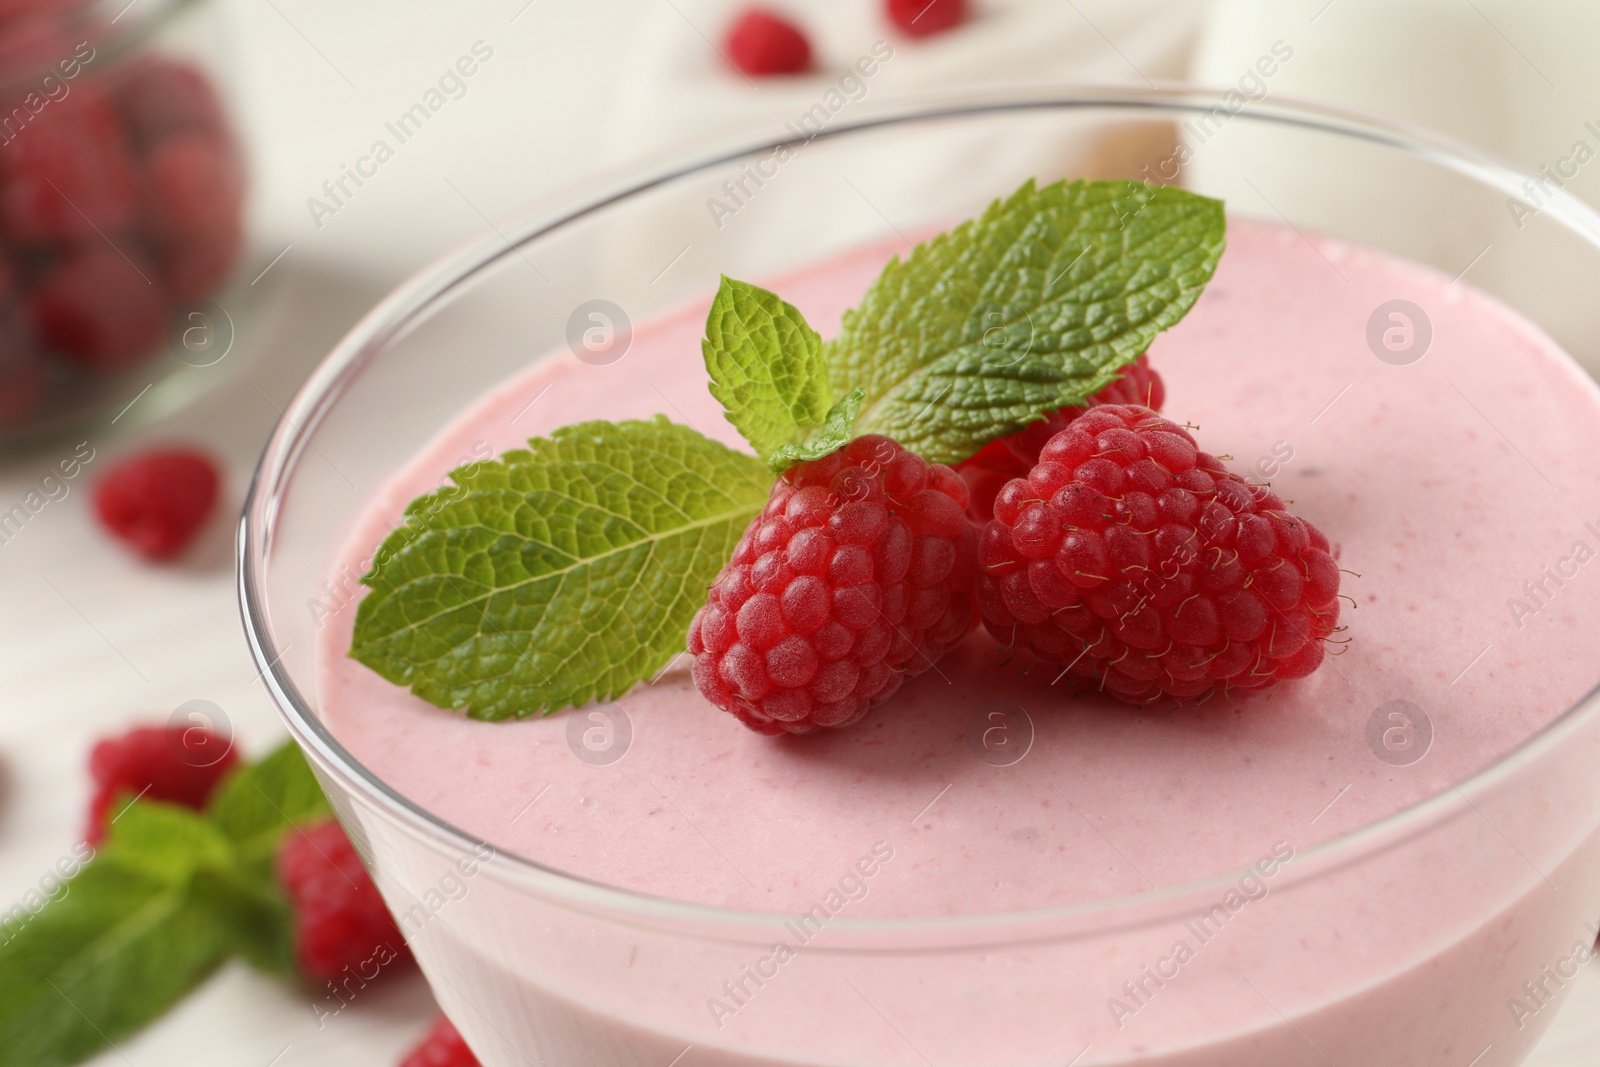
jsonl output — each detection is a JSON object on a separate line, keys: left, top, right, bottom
{"left": 0, "top": 842, "right": 234, "bottom": 1067}
{"left": 703, "top": 278, "right": 836, "bottom": 471}
{"left": 352, "top": 176, "right": 1223, "bottom": 718}
{"left": 210, "top": 738, "right": 337, "bottom": 864}
{"left": 205, "top": 739, "right": 335, "bottom": 973}
{"left": 827, "top": 178, "right": 1224, "bottom": 464}
{"left": 350, "top": 417, "right": 770, "bottom": 720}
{"left": 0, "top": 741, "right": 333, "bottom": 1067}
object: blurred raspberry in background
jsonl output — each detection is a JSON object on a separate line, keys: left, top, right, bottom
{"left": 0, "top": 0, "right": 243, "bottom": 439}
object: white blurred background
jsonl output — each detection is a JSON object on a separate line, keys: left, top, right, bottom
{"left": 222, "top": 0, "right": 1600, "bottom": 281}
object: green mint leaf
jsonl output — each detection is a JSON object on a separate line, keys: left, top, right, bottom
{"left": 351, "top": 416, "right": 770, "bottom": 719}
{"left": 207, "top": 739, "right": 332, "bottom": 862}
{"left": 104, "top": 795, "right": 300, "bottom": 974}
{"left": 105, "top": 798, "right": 297, "bottom": 975}
{"left": 101, "top": 800, "right": 233, "bottom": 881}
{"left": 767, "top": 387, "right": 864, "bottom": 471}
{"left": 0, "top": 844, "right": 232, "bottom": 1067}
{"left": 829, "top": 178, "right": 1226, "bottom": 464}
{"left": 0, "top": 744, "right": 336, "bottom": 1065}
{"left": 204, "top": 740, "right": 332, "bottom": 973}
{"left": 191, "top": 867, "right": 295, "bottom": 977}
{"left": 702, "top": 277, "right": 833, "bottom": 464}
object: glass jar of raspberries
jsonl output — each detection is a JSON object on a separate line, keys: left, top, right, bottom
{"left": 0, "top": 0, "right": 245, "bottom": 444}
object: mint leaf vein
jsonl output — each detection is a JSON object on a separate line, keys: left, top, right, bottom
{"left": 828, "top": 178, "right": 1226, "bottom": 464}
{"left": 351, "top": 417, "right": 769, "bottom": 719}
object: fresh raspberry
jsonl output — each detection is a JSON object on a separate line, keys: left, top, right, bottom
{"left": 887, "top": 0, "right": 966, "bottom": 37}
{"left": 725, "top": 8, "right": 811, "bottom": 76}
{"left": 141, "top": 134, "right": 244, "bottom": 299}
{"left": 92, "top": 447, "right": 220, "bottom": 560}
{"left": 111, "top": 58, "right": 229, "bottom": 150}
{"left": 689, "top": 435, "right": 978, "bottom": 734}
{"left": 29, "top": 247, "right": 168, "bottom": 370}
{"left": 957, "top": 354, "right": 1165, "bottom": 520}
{"left": 0, "top": 89, "right": 138, "bottom": 246}
{"left": 400, "top": 1015, "right": 481, "bottom": 1067}
{"left": 276, "top": 819, "right": 413, "bottom": 984}
{"left": 976, "top": 405, "right": 1340, "bottom": 703}
{"left": 0, "top": 11, "right": 70, "bottom": 72}
{"left": 85, "top": 724, "right": 239, "bottom": 844}
{"left": 160, "top": 218, "right": 242, "bottom": 303}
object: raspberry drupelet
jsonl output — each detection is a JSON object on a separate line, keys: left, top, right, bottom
{"left": 956, "top": 354, "right": 1165, "bottom": 521}
{"left": 689, "top": 435, "right": 979, "bottom": 734}
{"left": 976, "top": 405, "right": 1341, "bottom": 703}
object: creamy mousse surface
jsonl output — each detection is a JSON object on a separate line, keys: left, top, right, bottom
{"left": 316, "top": 218, "right": 1600, "bottom": 921}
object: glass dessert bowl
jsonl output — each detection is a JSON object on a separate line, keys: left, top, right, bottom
{"left": 240, "top": 88, "right": 1600, "bottom": 1067}
{"left": 0, "top": 0, "right": 247, "bottom": 446}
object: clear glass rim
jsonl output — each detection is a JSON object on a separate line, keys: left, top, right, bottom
{"left": 238, "top": 84, "right": 1600, "bottom": 947}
